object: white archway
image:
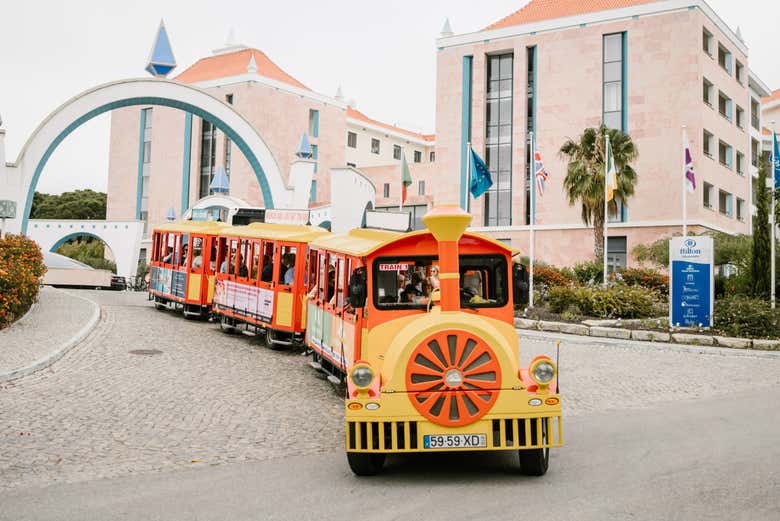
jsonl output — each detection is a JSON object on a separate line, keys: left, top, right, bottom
{"left": 0, "top": 78, "right": 290, "bottom": 235}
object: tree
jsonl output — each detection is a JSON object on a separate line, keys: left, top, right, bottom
{"left": 752, "top": 154, "right": 771, "bottom": 298}
{"left": 559, "top": 125, "right": 638, "bottom": 261}
{"left": 30, "top": 189, "right": 107, "bottom": 220}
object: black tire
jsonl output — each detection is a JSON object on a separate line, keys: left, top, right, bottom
{"left": 519, "top": 419, "right": 549, "bottom": 476}
{"left": 154, "top": 302, "right": 166, "bottom": 311}
{"left": 346, "top": 452, "right": 385, "bottom": 476}
{"left": 219, "top": 316, "right": 236, "bottom": 334}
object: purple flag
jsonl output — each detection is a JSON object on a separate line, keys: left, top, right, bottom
{"left": 684, "top": 130, "right": 696, "bottom": 192}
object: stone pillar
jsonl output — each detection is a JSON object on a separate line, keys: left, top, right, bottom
{"left": 287, "top": 158, "right": 315, "bottom": 209}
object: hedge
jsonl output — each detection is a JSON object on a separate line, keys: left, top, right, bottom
{"left": 0, "top": 234, "right": 47, "bottom": 328}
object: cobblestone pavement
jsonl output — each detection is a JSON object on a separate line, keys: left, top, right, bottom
{"left": 0, "top": 287, "right": 96, "bottom": 376}
{"left": 1, "top": 290, "right": 778, "bottom": 492}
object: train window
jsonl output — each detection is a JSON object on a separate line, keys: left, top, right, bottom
{"left": 373, "top": 256, "right": 437, "bottom": 309}
{"left": 173, "top": 234, "right": 182, "bottom": 267}
{"left": 260, "top": 241, "right": 275, "bottom": 284}
{"left": 161, "top": 234, "right": 173, "bottom": 264}
{"left": 459, "top": 255, "right": 508, "bottom": 308}
{"left": 251, "top": 241, "right": 261, "bottom": 281}
{"left": 280, "top": 245, "right": 297, "bottom": 286}
{"left": 325, "top": 253, "right": 338, "bottom": 305}
{"left": 317, "top": 252, "right": 326, "bottom": 301}
{"left": 237, "top": 239, "right": 250, "bottom": 279}
{"left": 216, "top": 237, "right": 228, "bottom": 274}
{"left": 308, "top": 249, "right": 318, "bottom": 294}
{"left": 191, "top": 237, "right": 204, "bottom": 272}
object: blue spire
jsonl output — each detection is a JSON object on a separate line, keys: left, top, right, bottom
{"left": 166, "top": 207, "right": 176, "bottom": 220}
{"left": 145, "top": 20, "right": 177, "bottom": 77}
{"left": 296, "top": 133, "right": 313, "bottom": 158}
{"left": 209, "top": 166, "right": 230, "bottom": 193}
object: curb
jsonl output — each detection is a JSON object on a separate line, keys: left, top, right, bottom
{"left": 0, "top": 290, "right": 102, "bottom": 383}
{"left": 516, "top": 322, "right": 780, "bottom": 359}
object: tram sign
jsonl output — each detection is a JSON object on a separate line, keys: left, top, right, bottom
{"left": 265, "top": 209, "right": 310, "bottom": 225}
{"left": 669, "top": 236, "right": 714, "bottom": 327}
{"left": 0, "top": 200, "right": 16, "bottom": 219}
{"left": 365, "top": 210, "right": 412, "bottom": 232}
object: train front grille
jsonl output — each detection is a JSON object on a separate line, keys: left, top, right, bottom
{"left": 491, "top": 416, "right": 562, "bottom": 449}
{"left": 347, "top": 421, "right": 419, "bottom": 451}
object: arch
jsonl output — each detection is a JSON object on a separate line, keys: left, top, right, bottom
{"left": 12, "top": 78, "right": 288, "bottom": 233}
{"left": 50, "top": 231, "right": 109, "bottom": 253}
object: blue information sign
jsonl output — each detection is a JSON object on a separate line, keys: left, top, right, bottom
{"left": 669, "top": 237, "right": 714, "bottom": 327}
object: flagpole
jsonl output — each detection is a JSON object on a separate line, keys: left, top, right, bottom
{"left": 682, "top": 125, "right": 688, "bottom": 237}
{"left": 772, "top": 123, "right": 776, "bottom": 309}
{"left": 603, "top": 134, "right": 609, "bottom": 286}
{"left": 466, "top": 142, "right": 472, "bottom": 213}
{"left": 529, "top": 131, "right": 535, "bottom": 308}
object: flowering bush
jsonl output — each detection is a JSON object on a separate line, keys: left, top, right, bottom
{"left": 534, "top": 265, "right": 576, "bottom": 288}
{"left": 0, "top": 234, "right": 47, "bottom": 328}
{"left": 571, "top": 284, "right": 662, "bottom": 319}
{"left": 714, "top": 296, "right": 780, "bottom": 339}
{"left": 611, "top": 267, "right": 669, "bottom": 295}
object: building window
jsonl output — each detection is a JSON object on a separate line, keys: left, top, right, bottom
{"left": 347, "top": 131, "right": 357, "bottom": 148}
{"left": 393, "top": 144, "right": 401, "bottom": 160}
{"left": 703, "top": 130, "right": 713, "bottom": 158}
{"left": 718, "top": 190, "right": 733, "bottom": 217}
{"left": 310, "top": 180, "right": 317, "bottom": 203}
{"left": 418, "top": 180, "right": 425, "bottom": 196}
{"left": 383, "top": 183, "right": 390, "bottom": 198}
{"left": 413, "top": 150, "right": 422, "bottom": 163}
{"left": 719, "top": 140, "right": 733, "bottom": 169}
{"left": 702, "top": 78, "right": 713, "bottom": 106}
{"left": 702, "top": 28, "right": 713, "bottom": 56}
{"left": 311, "top": 144, "right": 318, "bottom": 174}
{"left": 736, "top": 151, "right": 745, "bottom": 175}
{"left": 142, "top": 141, "right": 152, "bottom": 164}
{"left": 225, "top": 94, "right": 234, "bottom": 105}
{"left": 140, "top": 108, "right": 152, "bottom": 234}
{"left": 606, "top": 236, "right": 627, "bottom": 273}
{"left": 525, "top": 47, "right": 536, "bottom": 225}
{"left": 718, "top": 44, "right": 732, "bottom": 74}
{"left": 308, "top": 109, "right": 319, "bottom": 138}
{"left": 224, "top": 138, "right": 232, "bottom": 178}
{"left": 718, "top": 91, "right": 732, "bottom": 121}
{"left": 429, "top": 151, "right": 435, "bottom": 162}
{"left": 703, "top": 182, "right": 714, "bottom": 209}
{"left": 199, "top": 119, "right": 217, "bottom": 198}
{"left": 371, "top": 138, "right": 380, "bottom": 155}
{"left": 485, "top": 52, "right": 513, "bottom": 227}
{"left": 736, "top": 105, "right": 745, "bottom": 129}
{"left": 736, "top": 197, "right": 745, "bottom": 221}
{"left": 603, "top": 32, "right": 625, "bottom": 131}
{"left": 735, "top": 60, "right": 744, "bottom": 84}
{"left": 751, "top": 99, "right": 760, "bottom": 130}
{"left": 752, "top": 138, "right": 760, "bottom": 167}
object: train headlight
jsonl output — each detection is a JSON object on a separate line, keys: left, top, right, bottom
{"left": 350, "top": 365, "right": 374, "bottom": 389}
{"left": 530, "top": 358, "right": 556, "bottom": 385}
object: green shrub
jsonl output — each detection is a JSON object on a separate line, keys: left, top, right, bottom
{"left": 612, "top": 267, "right": 669, "bottom": 295}
{"left": 0, "top": 234, "right": 47, "bottom": 328}
{"left": 573, "top": 260, "right": 603, "bottom": 285}
{"left": 548, "top": 286, "right": 574, "bottom": 314}
{"left": 57, "top": 239, "right": 117, "bottom": 273}
{"left": 714, "top": 296, "right": 780, "bottom": 339}
{"left": 571, "top": 284, "right": 660, "bottom": 319}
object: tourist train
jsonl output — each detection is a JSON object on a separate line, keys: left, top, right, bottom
{"left": 149, "top": 205, "right": 562, "bottom": 476}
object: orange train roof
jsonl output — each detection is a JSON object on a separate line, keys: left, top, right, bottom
{"left": 486, "top": 0, "right": 661, "bottom": 30}
{"left": 347, "top": 106, "right": 435, "bottom": 143}
{"left": 175, "top": 48, "right": 309, "bottom": 90}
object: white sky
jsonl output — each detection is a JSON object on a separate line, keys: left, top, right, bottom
{"left": 0, "top": 0, "right": 777, "bottom": 194}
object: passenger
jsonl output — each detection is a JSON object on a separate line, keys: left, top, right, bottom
{"left": 219, "top": 253, "right": 233, "bottom": 274}
{"left": 428, "top": 266, "right": 440, "bottom": 290}
{"left": 261, "top": 255, "right": 273, "bottom": 282}
{"left": 237, "top": 253, "right": 249, "bottom": 278}
{"left": 192, "top": 253, "right": 203, "bottom": 269}
{"left": 162, "top": 247, "right": 173, "bottom": 263}
{"left": 283, "top": 253, "right": 296, "bottom": 285}
{"left": 327, "top": 266, "right": 336, "bottom": 299}
{"left": 181, "top": 244, "right": 189, "bottom": 266}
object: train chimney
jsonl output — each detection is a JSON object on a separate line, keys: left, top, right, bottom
{"left": 422, "top": 205, "right": 472, "bottom": 312}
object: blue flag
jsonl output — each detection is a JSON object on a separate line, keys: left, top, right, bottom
{"left": 774, "top": 132, "right": 780, "bottom": 189}
{"left": 469, "top": 148, "right": 493, "bottom": 198}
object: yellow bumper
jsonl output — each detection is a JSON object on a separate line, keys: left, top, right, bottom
{"left": 345, "top": 391, "right": 562, "bottom": 453}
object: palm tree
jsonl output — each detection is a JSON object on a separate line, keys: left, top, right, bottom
{"left": 559, "top": 125, "right": 638, "bottom": 262}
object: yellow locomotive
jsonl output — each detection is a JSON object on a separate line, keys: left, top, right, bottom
{"left": 306, "top": 205, "right": 562, "bottom": 475}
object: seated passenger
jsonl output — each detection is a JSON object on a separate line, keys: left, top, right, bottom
{"left": 283, "top": 253, "right": 296, "bottom": 285}
{"left": 181, "top": 245, "right": 189, "bottom": 266}
{"left": 162, "top": 247, "right": 173, "bottom": 263}
{"left": 261, "top": 255, "right": 273, "bottom": 282}
{"left": 237, "top": 253, "right": 249, "bottom": 278}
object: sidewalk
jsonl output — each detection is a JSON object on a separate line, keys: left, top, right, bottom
{"left": 0, "top": 287, "right": 100, "bottom": 381}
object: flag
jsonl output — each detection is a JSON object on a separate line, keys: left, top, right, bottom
{"left": 469, "top": 148, "right": 493, "bottom": 198}
{"left": 683, "top": 129, "right": 696, "bottom": 192}
{"left": 605, "top": 136, "right": 617, "bottom": 202}
{"left": 774, "top": 132, "right": 780, "bottom": 189}
{"left": 534, "top": 150, "right": 549, "bottom": 195}
{"left": 400, "top": 151, "right": 412, "bottom": 204}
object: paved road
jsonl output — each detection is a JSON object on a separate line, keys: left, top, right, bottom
{"left": 1, "top": 290, "right": 779, "bottom": 519}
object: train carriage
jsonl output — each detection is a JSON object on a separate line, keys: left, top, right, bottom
{"left": 149, "top": 221, "right": 227, "bottom": 317}
{"left": 211, "top": 222, "right": 329, "bottom": 347}
{"left": 306, "top": 205, "right": 562, "bottom": 476}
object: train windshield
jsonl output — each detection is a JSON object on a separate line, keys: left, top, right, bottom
{"left": 372, "top": 254, "right": 508, "bottom": 310}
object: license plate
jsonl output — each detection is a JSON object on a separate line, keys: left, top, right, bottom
{"left": 423, "top": 434, "right": 487, "bottom": 449}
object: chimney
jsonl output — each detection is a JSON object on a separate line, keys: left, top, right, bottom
{"left": 422, "top": 205, "right": 472, "bottom": 312}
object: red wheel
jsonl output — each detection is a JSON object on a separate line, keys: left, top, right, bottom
{"left": 406, "top": 330, "right": 501, "bottom": 427}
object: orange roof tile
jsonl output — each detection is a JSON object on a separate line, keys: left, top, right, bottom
{"left": 763, "top": 89, "right": 780, "bottom": 105}
{"left": 347, "top": 106, "right": 434, "bottom": 143}
{"left": 486, "top": 0, "right": 660, "bottom": 30}
{"left": 175, "top": 48, "right": 308, "bottom": 90}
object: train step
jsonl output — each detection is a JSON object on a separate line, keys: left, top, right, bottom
{"left": 309, "top": 361, "right": 323, "bottom": 371}
{"left": 327, "top": 375, "right": 342, "bottom": 386}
